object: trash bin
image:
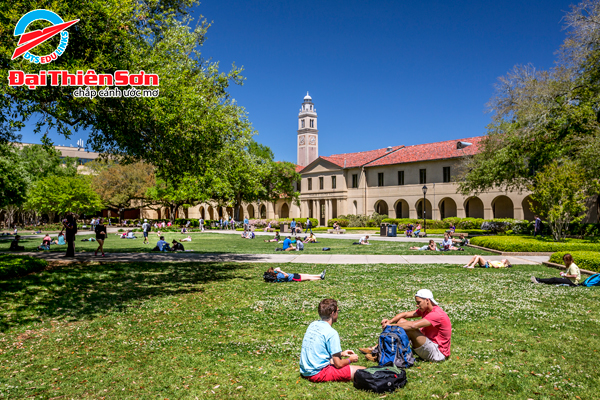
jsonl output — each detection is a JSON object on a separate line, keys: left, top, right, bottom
{"left": 380, "top": 223, "right": 388, "bottom": 237}
{"left": 281, "top": 224, "right": 289, "bottom": 233}
{"left": 387, "top": 224, "right": 397, "bottom": 237}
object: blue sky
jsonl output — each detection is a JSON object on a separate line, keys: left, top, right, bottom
{"left": 20, "top": 0, "right": 574, "bottom": 163}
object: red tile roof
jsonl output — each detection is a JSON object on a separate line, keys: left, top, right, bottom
{"left": 320, "top": 146, "right": 404, "bottom": 169}
{"left": 364, "top": 136, "right": 484, "bottom": 167}
{"left": 295, "top": 165, "right": 304, "bottom": 173}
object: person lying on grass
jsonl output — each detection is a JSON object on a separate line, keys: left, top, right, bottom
{"left": 180, "top": 236, "right": 192, "bottom": 242}
{"left": 360, "top": 289, "right": 451, "bottom": 363}
{"left": 410, "top": 239, "right": 439, "bottom": 251}
{"left": 531, "top": 253, "right": 580, "bottom": 286}
{"left": 264, "top": 232, "right": 280, "bottom": 243}
{"left": 300, "top": 298, "right": 366, "bottom": 383}
{"left": 462, "top": 255, "right": 512, "bottom": 269}
{"left": 359, "top": 235, "right": 371, "bottom": 245}
{"left": 282, "top": 236, "right": 295, "bottom": 251}
{"left": 304, "top": 232, "right": 317, "bottom": 243}
{"left": 267, "top": 267, "right": 325, "bottom": 282}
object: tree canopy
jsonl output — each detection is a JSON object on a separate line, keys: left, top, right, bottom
{"left": 1, "top": 0, "right": 253, "bottom": 178}
{"left": 459, "top": 0, "right": 600, "bottom": 196}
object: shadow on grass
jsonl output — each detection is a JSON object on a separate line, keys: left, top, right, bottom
{"left": 0, "top": 261, "right": 252, "bottom": 332}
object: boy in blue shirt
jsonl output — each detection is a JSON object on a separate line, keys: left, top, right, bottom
{"left": 156, "top": 236, "right": 171, "bottom": 252}
{"left": 300, "top": 299, "right": 365, "bottom": 382}
{"left": 282, "top": 236, "right": 295, "bottom": 251}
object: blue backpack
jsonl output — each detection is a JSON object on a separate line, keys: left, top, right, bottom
{"left": 372, "top": 326, "right": 415, "bottom": 368}
{"left": 580, "top": 273, "right": 600, "bottom": 287}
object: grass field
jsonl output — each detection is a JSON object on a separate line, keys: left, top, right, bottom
{"left": 1, "top": 261, "right": 599, "bottom": 399}
{"left": 0, "top": 232, "right": 492, "bottom": 256}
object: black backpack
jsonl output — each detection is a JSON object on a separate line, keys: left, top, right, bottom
{"left": 353, "top": 365, "right": 407, "bottom": 393}
{"left": 263, "top": 272, "right": 278, "bottom": 283}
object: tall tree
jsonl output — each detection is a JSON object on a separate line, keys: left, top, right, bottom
{"left": 458, "top": 0, "right": 600, "bottom": 195}
{"left": 91, "top": 161, "right": 155, "bottom": 212}
{"left": 26, "top": 175, "right": 104, "bottom": 220}
{"left": 0, "top": 144, "right": 29, "bottom": 208}
{"left": 1, "top": 0, "right": 253, "bottom": 178}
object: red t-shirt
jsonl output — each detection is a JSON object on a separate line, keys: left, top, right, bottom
{"left": 415, "top": 306, "right": 452, "bottom": 357}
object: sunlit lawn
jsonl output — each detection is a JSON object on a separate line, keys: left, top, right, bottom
{"left": 1, "top": 232, "right": 492, "bottom": 256}
{"left": 1, "top": 261, "right": 599, "bottom": 399}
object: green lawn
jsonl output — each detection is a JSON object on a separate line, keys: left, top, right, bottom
{"left": 1, "top": 261, "right": 599, "bottom": 399}
{"left": 1, "top": 232, "right": 493, "bottom": 255}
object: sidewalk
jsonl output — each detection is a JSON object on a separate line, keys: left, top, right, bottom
{"left": 11, "top": 251, "right": 549, "bottom": 265}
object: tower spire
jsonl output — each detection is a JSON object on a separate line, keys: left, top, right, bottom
{"left": 297, "top": 92, "right": 318, "bottom": 167}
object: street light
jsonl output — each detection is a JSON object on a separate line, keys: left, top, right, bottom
{"left": 422, "top": 185, "right": 428, "bottom": 234}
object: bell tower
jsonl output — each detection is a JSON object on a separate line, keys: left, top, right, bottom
{"left": 297, "top": 92, "right": 318, "bottom": 167}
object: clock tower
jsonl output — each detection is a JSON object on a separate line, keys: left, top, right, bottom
{"left": 297, "top": 92, "right": 318, "bottom": 167}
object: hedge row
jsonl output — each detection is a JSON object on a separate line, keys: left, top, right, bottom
{"left": 550, "top": 251, "right": 600, "bottom": 273}
{"left": 470, "top": 236, "right": 600, "bottom": 252}
{"left": 327, "top": 218, "right": 350, "bottom": 227}
{"left": 0, "top": 254, "right": 48, "bottom": 279}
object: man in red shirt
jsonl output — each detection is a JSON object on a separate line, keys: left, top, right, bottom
{"left": 360, "top": 289, "right": 451, "bottom": 362}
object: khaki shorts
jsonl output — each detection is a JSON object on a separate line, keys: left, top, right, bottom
{"left": 413, "top": 338, "right": 446, "bottom": 362}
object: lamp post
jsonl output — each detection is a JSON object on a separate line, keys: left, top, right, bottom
{"left": 422, "top": 185, "right": 428, "bottom": 234}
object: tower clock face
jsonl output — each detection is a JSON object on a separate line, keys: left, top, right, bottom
{"left": 299, "top": 136, "right": 305, "bottom": 145}
{"left": 309, "top": 136, "right": 316, "bottom": 145}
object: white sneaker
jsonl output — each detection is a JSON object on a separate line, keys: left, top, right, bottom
{"left": 531, "top": 276, "right": 539, "bottom": 284}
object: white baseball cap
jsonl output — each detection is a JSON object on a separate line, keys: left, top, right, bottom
{"left": 415, "top": 289, "right": 438, "bottom": 305}
{"left": 144, "top": 219, "right": 147, "bottom": 222}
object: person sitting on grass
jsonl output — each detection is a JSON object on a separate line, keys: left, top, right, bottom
{"left": 531, "top": 253, "right": 580, "bottom": 286}
{"left": 57, "top": 233, "right": 66, "bottom": 245}
{"left": 304, "top": 232, "right": 317, "bottom": 243}
{"left": 153, "top": 236, "right": 171, "bottom": 252}
{"left": 441, "top": 233, "right": 462, "bottom": 251}
{"left": 282, "top": 236, "right": 295, "bottom": 251}
{"left": 268, "top": 267, "right": 325, "bottom": 282}
{"left": 406, "top": 223, "right": 414, "bottom": 237}
{"left": 462, "top": 255, "right": 512, "bottom": 269}
{"left": 410, "top": 239, "right": 439, "bottom": 251}
{"left": 171, "top": 239, "right": 185, "bottom": 251}
{"left": 180, "top": 236, "right": 192, "bottom": 242}
{"left": 38, "top": 234, "right": 52, "bottom": 250}
{"left": 452, "top": 234, "right": 469, "bottom": 247}
{"left": 9, "top": 235, "right": 25, "bottom": 251}
{"left": 358, "top": 235, "right": 371, "bottom": 245}
{"left": 360, "top": 289, "right": 451, "bottom": 363}
{"left": 300, "top": 298, "right": 366, "bottom": 383}
{"left": 181, "top": 227, "right": 188, "bottom": 234}
{"left": 242, "top": 230, "right": 255, "bottom": 239}
{"left": 264, "top": 232, "right": 281, "bottom": 243}
{"left": 413, "top": 223, "right": 422, "bottom": 237}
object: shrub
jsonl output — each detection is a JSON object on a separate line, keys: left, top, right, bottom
{"left": 327, "top": 219, "right": 349, "bottom": 227}
{"left": 0, "top": 254, "right": 48, "bottom": 279}
{"left": 470, "top": 236, "right": 600, "bottom": 252}
{"left": 550, "top": 251, "right": 600, "bottom": 273}
{"left": 381, "top": 218, "right": 447, "bottom": 230}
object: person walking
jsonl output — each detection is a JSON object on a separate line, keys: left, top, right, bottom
{"left": 62, "top": 213, "right": 78, "bottom": 257}
{"left": 305, "top": 217, "right": 313, "bottom": 234}
{"left": 142, "top": 219, "right": 151, "bottom": 244}
{"left": 94, "top": 217, "right": 107, "bottom": 257}
{"left": 534, "top": 216, "right": 543, "bottom": 238}
{"left": 199, "top": 217, "right": 204, "bottom": 232}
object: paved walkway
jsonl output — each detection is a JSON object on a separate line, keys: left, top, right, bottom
{"left": 10, "top": 251, "right": 549, "bottom": 265}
